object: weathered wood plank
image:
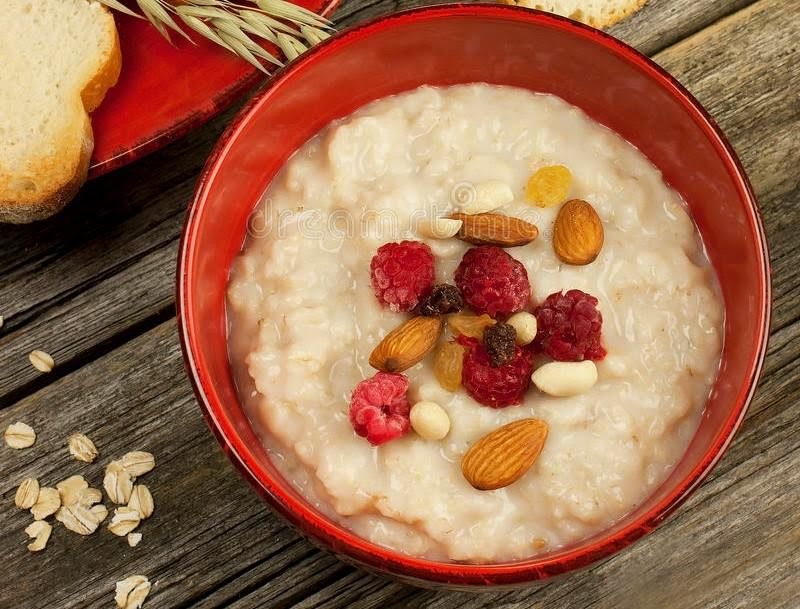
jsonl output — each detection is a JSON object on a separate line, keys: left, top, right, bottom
{"left": 0, "top": 105, "right": 238, "bottom": 400}
{"left": 608, "top": 0, "right": 757, "bottom": 55}
{"left": 0, "top": 319, "right": 797, "bottom": 608}
{"left": 0, "top": 95, "right": 200, "bottom": 400}
{"left": 652, "top": 0, "right": 800, "bottom": 332}
{"left": 0, "top": 321, "right": 306, "bottom": 608}
{"left": 0, "top": 0, "right": 798, "bottom": 608}
{"left": 332, "top": 0, "right": 761, "bottom": 57}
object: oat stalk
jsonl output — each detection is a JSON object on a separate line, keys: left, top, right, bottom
{"left": 96, "top": 0, "right": 333, "bottom": 73}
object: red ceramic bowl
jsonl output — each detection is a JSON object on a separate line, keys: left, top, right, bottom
{"left": 177, "top": 4, "right": 771, "bottom": 588}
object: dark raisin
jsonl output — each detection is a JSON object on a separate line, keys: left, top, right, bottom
{"left": 484, "top": 322, "right": 517, "bottom": 367}
{"left": 418, "top": 284, "right": 464, "bottom": 316}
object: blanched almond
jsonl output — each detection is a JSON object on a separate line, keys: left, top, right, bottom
{"left": 532, "top": 360, "right": 598, "bottom": 397}
{"left": 506, "top": 311, "right": 537, "bottom": 345}
{"left": 410, "top": 401, "right": 450, "bottom": 440}
{"left": 369, "top": 316, "right": 443, "bottom": 373}
{"left": 418, "top": 217, "right": 462, "bottom": 239}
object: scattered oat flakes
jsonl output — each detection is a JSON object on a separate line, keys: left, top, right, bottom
{"left": 127, "top": 485, "right": 154, "bottom": 519}
{"left": 56, "top": 503, "right": 101, "bottom": 535}
{"left": 108, "top": 507, "right": 141, "bottom": 536}
{"left": 68, "top": 433, "right": 99, "bottom": 463}
{"left": 90, "top": 503, "right": 109, "bottom": 524}
{"left": 14, "top": 478, "right": 40, "bottom": 509}
{"left": 56, "top": 475, "right": 89, "bottom": 505}
{"left": 25, "top": 520, "right": 52, "bottom": 552}
{"left": 104, "top": 461, "right": 134, "bottom": 504}
{"left": 30, "top": 487, "right": 60, "bottom": 520}
{"left": 4, "top": 421, "right": 36, "bottom": 449}
{"left": 127, "top": 532, "right": 142, "bottom": 547}
{"left": 115, "top": 575, "right": 151, "bottom": 609}
{"left": 28, "top": 350, "right": 55, "bottom": 373}
{"left": 79, "top": 487, "right": 103, "bottom": 506}
{"left": 120, "top": 451, "right": 155, "bottom": 477}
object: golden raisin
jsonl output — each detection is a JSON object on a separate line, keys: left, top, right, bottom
{"left": 447, "top": 312, "right": 496, "bottom": 340}
{"left": 434, "top": 341, "right": 466, "bottom": 392}
{"left": 525, "top": 165, "right": 572, "bottom": 207}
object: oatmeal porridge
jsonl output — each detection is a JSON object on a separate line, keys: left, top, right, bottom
{"left": 227, "top": 84, "right": 723, "bottom": 562}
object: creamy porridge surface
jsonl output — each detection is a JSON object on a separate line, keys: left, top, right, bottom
{"left": 227, "top": 84, "right": 723, "bottom": 562}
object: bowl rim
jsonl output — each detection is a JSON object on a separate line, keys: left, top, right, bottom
{"left": 176, "top": 3, "right": 772, "bottom": 586}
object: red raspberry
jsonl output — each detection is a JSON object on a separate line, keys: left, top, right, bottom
{"left": 454, "top": 246, "right": 530, "bottom": 317}
{"left": 349, "top": 372, "right": 411, "bottom": 445}
{"left": 534, "top": 289, "right": 606, "bottom": 361}
{"left": 370, "top": 241, "right": 435, "bottom": 312}
{"left": 458, "top": 336, "right": 535, "bottom": 408}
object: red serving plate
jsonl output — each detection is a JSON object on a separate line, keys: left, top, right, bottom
{"left": 88, "top": 0, "right": 338, "bottom": 178}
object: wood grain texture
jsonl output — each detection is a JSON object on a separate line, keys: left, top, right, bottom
{"left": 0, "top": 0, "right": 798, "bottom": 608}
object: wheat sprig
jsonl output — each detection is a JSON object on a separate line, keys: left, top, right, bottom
{"left": 96, "top": 0, "right": 333, "bottom": 73}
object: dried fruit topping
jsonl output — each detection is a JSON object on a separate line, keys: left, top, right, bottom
{"left": 418, "top": 283, "right": 464, "bottom": 316}
{"left": 370, "top": 240, "right": 435, "bottom": 312}
{"left": 369, "top": 315, "right": 443, "bottom": 373}
{"left": 525, "top": 165, "right": 572, "bottom": 207}
{"left": 454, "top": 246, "right": 531, "bottom": 317}
{"left": 447, "top": 312, "right": 496, "bottom": 340}
{"left": 484, "top": 322, "right": 517, "bottom": 367}
{"left": 461, "top": 418, "right": 549, "bottom": 490}
{"left": 450, "top": 212, "right": 539, "bottom": 247}
{"left": 349, "top": 372, "right": 411, "bottom": 445}
{"left": 458, "top": 336, "right": 535, "bottom": 408}
{"left": 553, "top": 199, "right": 604, "bottom": 265}
{"left": 534, "top": 289, "right": 606, "bottom": 361}
{"left": 433, "top": 340, "right": 467, "bottom": 392}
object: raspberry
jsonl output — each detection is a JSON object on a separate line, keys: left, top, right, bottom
{"left": 370, "top": 241, "right": 435, "bottom": 312}
{"left": 349, "top": 372, "right": 411, "bottom": 445}
{"left": 454, "top": 246, "right": 530, "bottom": 317}
{"left": 418, "top": 283, "right": 464, "bottom": 316}
{"left": 534, "top": 289, "right": 606, "bottom": 361}
{"left": 458, "top": 336, "right": 534, "bottom": 408}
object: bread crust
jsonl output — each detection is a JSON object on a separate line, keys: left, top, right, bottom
{"left": 83, "top": 24, "right": 122, "bottom": 113}
{"left": 0, "top": 6, "right": 121, "bottom": 224}
{"left": 501, "top": 0, "right": 648, "bottom": 29}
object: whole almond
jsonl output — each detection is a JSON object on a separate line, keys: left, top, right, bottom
{"left": 450, "top": 212, "right": 539, "bottom": 247}
{"left": 461, "top": 418, "right": 549, "bottom": 491}
{"left": 553, "top": 199, "right": 604, "bottom": 265}
{"left": 369, "top": 316, "right": 443, "bottom": 373}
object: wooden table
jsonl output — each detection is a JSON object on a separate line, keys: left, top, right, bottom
{"left": 1, "top": 1, "right": 797, "bottom": 607}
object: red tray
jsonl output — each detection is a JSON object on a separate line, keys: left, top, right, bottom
{"left": 88, "top": 0, "right": 338, "bottom": 178}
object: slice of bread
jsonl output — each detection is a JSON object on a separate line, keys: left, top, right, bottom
{"left": 0, "top": 0, "right": 121, "bottom": 224}
{"left": 502, "top": 0, "right": 647, "bottom": 29}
